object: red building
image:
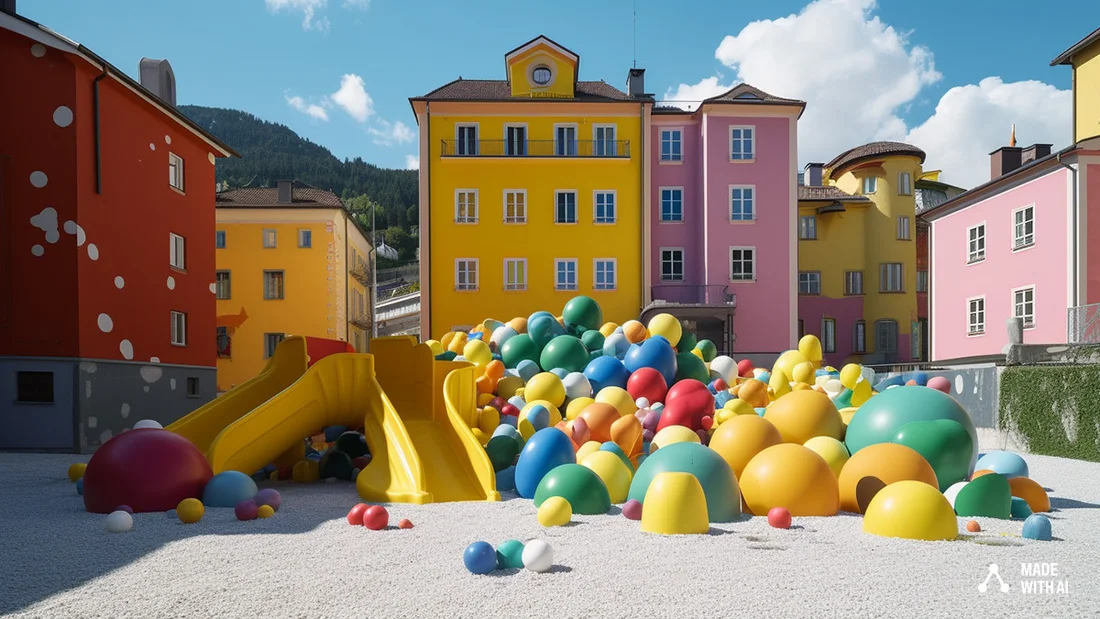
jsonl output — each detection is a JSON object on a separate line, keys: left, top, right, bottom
{"left": 0, "top": 6, "right": 237, "bottom": 452}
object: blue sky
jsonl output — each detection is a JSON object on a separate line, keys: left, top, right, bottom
{"left": 19, "top": 0, "right": 1100, "bottom": 185}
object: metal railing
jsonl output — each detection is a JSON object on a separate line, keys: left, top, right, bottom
{"left": 441, "top": 139, "right": 631, "bottom": 158}
{"left": 350, "top": 264, "right": 371, "bottom": 286}
{"left": 349, "top": 313, "right": 372, "bottom": 331}
{"left": 1068, "top": 302, "right": 1100, "bottom": 343}
{"left": 651, "top": 284, "right": 735, "bottom": 305}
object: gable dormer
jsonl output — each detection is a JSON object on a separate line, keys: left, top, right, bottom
{"left": 504, "top": 35, "right": 579, "bottom": 99}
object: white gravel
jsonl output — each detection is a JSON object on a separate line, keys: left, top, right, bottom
{"left": 1, "top": 452, "right": 1098, "bottom": 619}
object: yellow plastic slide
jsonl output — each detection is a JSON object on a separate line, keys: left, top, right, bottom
{"left": 205, "top": 336, "right": 499, "bottom": 504}
{"left": 166, "top": 336, "right": 309, "bottom": 455}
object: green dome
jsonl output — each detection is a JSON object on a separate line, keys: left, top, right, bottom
{"left": 539, "top": 335, "right": 590, "bottom": 373}
{"left": 562, "top": 296, "right": 603, "bottom": 331}
{"left": 533, "top": 463, "right": 611, "bottom": 515}
{"left": 627, "top": 442, "right": 740, "bottom": 522}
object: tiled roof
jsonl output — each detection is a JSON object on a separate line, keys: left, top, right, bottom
{"left": 1051, "top": 26, "right": 1100, "bottom": 65}
{"left": 797, "top": 185, "right": 869, "bottom": 202}
{"left": 703, "top": 83, "right": 805, "bottom": 106}
{"left": 414, "top": 79, "right": 632, "bottom": 102}
{"left": 826, "top": 141, "right": 926, "bottom": 174}
{"left": 216, "top": 182, "right": 343, "bottom": 208}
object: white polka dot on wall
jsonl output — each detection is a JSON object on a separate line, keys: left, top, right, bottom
{"left": 119, "top": 339, "right": 134, "bottom": 360}
{"left": 149, "top": 143, "right": 155, "bottom": 151}
{"left": 114, "top": 276, "right": 125, "bottom": 289}
{"left": 170, "top": 378, "right": 177, "bottom": 390}
{"left": 209, "top": 282, "right": 217, "bottom": 294}
{"left": 53, "top": 106, "right": 73, "bottom": 128}
{"left": 208, "top": 153, "right": 216, "bottom": 165}
{"left": 31, "top": 43, "right": 45, "bottom": 57}
{"left": 167, "top": 276, "right": 176, "bottom": 290}
{"left": 88, "top": 243, "right": 99, "bottom": 260}
{"left": 29, "top": 171, "right": 48, "bottom": 188}
{"left": 30, "top": 207, "right": 60, "bottom": 243}
{"left": 31, "top": 245, "right": 44, "bottom": 257}
{"left": 97, "top": 313, "right": 114, "bottom": 333}
{"left": 63, "top": 220, "right": 76, "bottom": 234}
{"left": 143, "top": 386, "right": 150, "bottom": 393}
{"left": 165, "top": 135, "right": 171, "bottom": 145}
{"left": 150, "top": 356, "right": 160, "bottom": 363}
{"left": 120, "top": 403, "right": 131, "bottom": 419}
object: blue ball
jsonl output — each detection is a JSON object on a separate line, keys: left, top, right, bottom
{"left": 202, "top": 471, "right": 259, "bottom": 508}
{"left": 873, "top": 375, "right": 906, "bottom": 393}
{"left": 507, "top": 395, "right": 527, "bottom": 410}
{"left": 527, "top": 404, "right": 551, "bottom": 431}
{"left": 528, "top": 315, "right": 566, "bottom": 350}
{"left": 975, "top": 451, "right": 1029, "bottom": 479}
{"left": 754, "top": 407, "right": 767, "bottom": 416}
{"left": 251, "top": 471, "right": 268, "bottom": 483}
{"left": 514, "top": 428, "right": 576, "bottom": 499}
{"left": 496, "top": 465, "right": 516, "bottom": 492}
{"left": 469, "top": 331, "right": 483, "bottom": 340}
{"left": 323, "top": 426, "right": 347, "bottom": 442}
{"left": 550, "top": 367, "right": 570, "bottom": 380}
{"left": 463, "top": 541, "right": 498, "bottom": 574}
{"left": 76, "top": 478, "right": 83, "bottom": 495}
{"left": 602, "top": 332, "right": 630, "bottom": 359}
{"left": 912, "top": 372, "right": 929, "bottom": 386}
{"left": 492, "top": 424, "right": 521, "bottom": 440}
{"left": 715, "top": 391, "right": 734, "bottom": 408}
{"left": 527, "top": 310, "right": 556, "bottom": 326}
{"left": 492, "top": 353, "right": 503, "bottom": 362}
{"left": 498, "top": 415, "right": 518, "bottom": 429}
{"left": 624, "top": 337, "right": 678, "bottom": 386}
{"left": 1022, "top": 514, "right": 1052, "bottom": 541}
{"left": 757, "top": 371, "right": 771, "bottom": 384}
{"left": 583, "top": 355, "right": 631, "bottom": 393}
{"left": 516, "top": 359, "right": 540, "bottom": 382}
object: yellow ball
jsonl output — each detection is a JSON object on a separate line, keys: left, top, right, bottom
{"left": 763, "top": 389, "right": 843, "bottom": 444}
{"left": 439, "top": 332, "right": 455, "bottom": 350}
{"left": 708, "top": 414, "right": 784, "bottom": 479}
{"left": 576, "top": 440, "right": 602, "bottom": 462}
{"left": 67, "top": 463, "right": 87, "bottom": 482}
{"left": 478, "top": 406, "right": 500, "bottom": 435}
{"left": 797, "top": 334, "right": 823, "bottom": 365}
{"left": 496, "top": 375, "right": 524, "bottom": 398}
{"left": 791, "top": 361, "right": 816, "bottom": 385}
{"left": 773, "top": 350, "right": 808, "bottom": 384}
{"left": 471, "top": 428, "right": 488, "bottom": 445}
{"left": 851, "top": 379, "right": 872, "bottom": 407}
{"left": 292, "top": 459, "right": 320, "bottom": 482}
{"left": 691, "top": 348, "right": 705, "bottom": 361}
{"left": 599, "top": 322, "right": 619, "bottom": 338}
{"left": 739, "top": 444, "right": 840, "bottom": 516}
{"left": 537, "top": 496, "right": 572, "bottom": 527}
{"left": 447, "top": 332, "right": 467, "bottom": 354}
{"left": 518, "top": 400, "right": 562, "bottom": 441}
{"left": 177, "top": 498, "right": 205, "bottom": 524}
{"left": 595, "top": 386, "right": 636, "bottom": 417}
{"left": 803, "top": 436, "right": 850, "bottom": 478}
{"left": 257, "top": 504, "right": 275, "bottom": 519}
{"left": 647, "top": 313, "right": 682, "bottom": 347}
{"left": 640, "top": 472, "right": 710, "bottom": 535}
{"left": 525, "top": 372, "right": 566, "bottom": 408}
{"left": 463, "top": 339, "right": 492, "bottom": 369}
{"left": 622, "top": 320, "right": 648, "bottom": 344}
{"left": 565, "top": 397, "right": 594, "bottom": 420}
{"left": 651, "top": 425, "right": 701, "bottom": 450}
{"left": 839, "top": 363, "right": 862, "bottom": 389}
{"left": 768, "top": 369, "right": 791, "bottom": 400}
{"left": 581, "top": 450, "right": 633, "bottom": 503}
{"left": 863, "top": 480, "right": 958, "bottom": 541}
{"left": 425, "top": 339, "right": 444, "bottom": 356}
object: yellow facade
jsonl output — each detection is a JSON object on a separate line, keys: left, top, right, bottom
{"left": 214, "top": 208, "right": 371, "bottom": 392}
{"left": 1072, "top": 40, "right": 1100, "bottom": 142}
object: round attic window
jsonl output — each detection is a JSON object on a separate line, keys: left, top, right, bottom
{"left": 532, "top": 66, "right": 552, "bottom": 86}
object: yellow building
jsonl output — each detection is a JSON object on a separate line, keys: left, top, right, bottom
{"left": 1051, "top": 26, "right": 1100, "bottom": 142}
{"left": 796, "top": 142, "right": 924, "bottom": 366}
{"left": 410, "top": 35, "right": 651, "bottom": 337}
{"left": 214, "top": 181, "right": 373, "bottom": 392}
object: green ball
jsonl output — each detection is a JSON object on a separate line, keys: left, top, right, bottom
{"left": 496, "top": 539, "right": 525, "bottom": 569}
{"left": 581, "top": 330, "right": 605, "bottom": 352}
{"left": 533, "top": 463, "right": 611, "bottom": 515}
{"left": 1011, "top": 496, "right": 1033, "bottom": 519}
{"left": 334, "top": 431, "right": 369, "bottom": 459}
{"left": 627, "top": 442, "right": 740, "bottom": 522}
{"left": 486, "top": 435, "right": 521, "bottom": 472}
{"left": 892, "top": 419, "right": 974, "bottom": 491}
{"left": 319, "top": 450, "right": 354, "bottom": 481}
{"left": 694, "top": 339, "right": 717, "bottom": 362}
{"left": 562, "top": 296, "right": 603, "bottom": 331}
{"left": 435, "top": 351, "right": 457, "bottom": 361}
{"left": 676, "top": 331, "right": 698, "bottom": 353}
{"left": 675, "top": 351, "right": 710, "bottom": 383}
{"left": 539, "top": 335, "right": 590, "bottom": 373}
{"left": 954, "top": 473, "right": 1012, "bottom": 519}
{"left": 501, "top": 334, "right": 540, "bottom": 369}
{"left": 834, "top": 388, "right": 854, "bottom": 409}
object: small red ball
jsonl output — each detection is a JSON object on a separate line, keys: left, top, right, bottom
{"left": 235, "top": 500, "right": 259, "bottom": 521}
{"left": 768, "top": 507, "right": 792, "bottom": 529}
{"left": 500, "top": 404, "right": 520, "bottom": 418}
{"left": 362, "top": 505, "right": 388, "bottom": 530}
{"left": 737, "top": 359, "right": 754, "bottom": 377}
{"left": 351, "top": 456, "right": 372, "bottom": 470}
{"left": 277, "top": 465, "right": 294, "bottom": 481}
{"left": 712, "top": 378, "right": 728, "bottom": 391}
{"left": 489, "top": 397, "right": 507, "bottom": 411}
{"left": 347, "top": 503, "right": 369, "bottom": 526}
{"left": 700, "top": 416, "right": 714, "bottom": 431}
{"left": 398, "top": 518, "right": 413, "bottom": 529}
{"left": 966, "top": 520, "right": 981, "bottom": 533}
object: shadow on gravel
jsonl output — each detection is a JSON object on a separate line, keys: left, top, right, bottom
{"left": 1050, "top": 497, "right": 1100, "bottom": 510}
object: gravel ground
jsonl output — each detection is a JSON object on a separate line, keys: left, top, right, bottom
{"left": 1, "top": 452, "right": 1098, "bottom": 619}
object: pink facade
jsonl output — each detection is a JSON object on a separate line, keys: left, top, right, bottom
{"left": 798, "top": 296, "right": 865, "bottom": 368}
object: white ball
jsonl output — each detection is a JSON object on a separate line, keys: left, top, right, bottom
{"left": 490, "top": 325, "right": 517, "bottom": 349}
{"left": 106, "top": 510, "right": 133, "bottom": 533}
{"left": 133, "top": 419, "right": 162, "bottom": 430}
{"left": 562, "top": 372, "right": 593, "bottom": 400}
{"left": 710, "top": 356, "right": 738, "bottom": 382}
{"left": 823, "top": 378, "right": 844, "bottom": 394}
{"left": 521, "top": 539, "right": 554, "bottom": 573}
{"left": 635, "top": 397, "right": 650, "bottom": 409}
{"left": 943, "top": 481, "right": 968, "bottom": 508}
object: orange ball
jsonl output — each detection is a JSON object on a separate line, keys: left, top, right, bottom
{"left": 508, "top": 317, "right": 528, "bottom": 333}
{"left": 763, "top": 389, "right": 843, "bottom": 444}
{"left": 485, "top": 360, "right": 505, "bottom": 380}
{"left": 966, "top": 520, "right": 981, "bottom": 533}
{"left": 622, "top": 320, "right": 648, "bottom": 344}
{"left": 610, "top": 413, "right": 643, "bottom": 457}
{"left": 971, "top": 469, "right": 995, "bottom": 480}
{"left": 708, "top": 414, "right": 783, "bottom": 479}
{"left": 739, "top": 444, "right": 839, "bottom": 516}
{"left": 737, "top": 379, "right": 770, "bottom": 409}
{"left": 1008, "top": 476, "right": 1051, "bottom": 513}
{"left": 577, "top": 403, "right": 620, "bottom": 443}
{"left": 837, "top": 443, "right": 939, "bottom": 514}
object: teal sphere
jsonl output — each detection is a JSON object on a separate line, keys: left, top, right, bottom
{"left": 627, "top": 442, "right": 740, "bottom": 522}
{"left": 496, "top": 539, "right": 525, "bottom": 569}
{"left": 581, "top": 329, "right": 606, "bottom": 352}
{"left": 562, "top": 296, "right": 603, "bottom": 331}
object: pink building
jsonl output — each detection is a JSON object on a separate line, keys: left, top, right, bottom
{"left": 645, "top": 85, "right": 803, "bottom": 361}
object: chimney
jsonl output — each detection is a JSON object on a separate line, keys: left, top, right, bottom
{"left": 276, "top": 180, "right": 293, "bottom": 204}
{"left": 803, "top": 162, "right": 824, "bottom": 186}
{"left": 990, "top": 146, "right": 1023, "bottom": 180}
{"left": 1021, "top": 143, "right": 1053, "bottom": 165}
{"left": 138, "top": 58, "right": 177, "bottom": 106}
{"left": 627, "top": 68, "right": 646, "bottom": 98}
{"left": 1, "top": 0, "right": 16, "bottom": 15}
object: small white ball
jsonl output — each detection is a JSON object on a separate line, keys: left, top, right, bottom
{"left": 562, "top": 372, "right": 593, "bottom": 400}
{"left": 634, "top": 397, "right": 650, "bottom": 409}
{"left": 106, "top": 510, "right": 133, "bottom": 533}
{"left": 521, "top": 539, "right": 554, "bottom": 573}
{"left": 133, "top": 419, "right": 162, "bottom": 430}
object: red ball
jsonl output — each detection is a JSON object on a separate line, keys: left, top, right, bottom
{"left": 500, "top": 404, "right": 520, "bottom": 418}
{"left": 235, "top": 500, "right": 259, "bottom": 521}
{"left": 767, "top": 507, "right": 792, "bottom": 529}
{"left": 712, "top": 378, "right": 729, "bottom": 391}
{"left": 737, "top": 359, "right": 755, "bottom": 377}
{"left": 398, "top": 518, "right": 413, "bottom": 529}
{"left": 82, "top": 429, "right": 212, "bottom": 514}
{"left": 351, "top": 456, "right": 372, "bottom": 470}
{"left": 277, "top": 465, "right": 294, "bottom": 480}
{"left": 489, "top": 397, "right": 507, "bottom": 411}
{"left": 655, "top": 380, "right": 715, "bottom": 432}
{"left": 700, "top": 416, "right": 714, "bottom": 431}
{"left": 362, "top": 505, "right": 388, "bottom": 530}
{"left": 626, "top": 367, "right": 669, "bottom": 405}
{"left": 347, "top": 503, "right": 369, "bottom": 525}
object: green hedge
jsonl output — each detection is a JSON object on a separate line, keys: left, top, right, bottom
{"left": 999, "top": 364, "right": 1100, "bottom": 462}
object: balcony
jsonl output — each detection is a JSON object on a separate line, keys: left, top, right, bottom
{"left": 440, "top": 139, "right": 631, "bottom": 158}
{"left": 350, "top": 313, "right": 372, "bottom": 331}
{"left": 651, "top": 284, "right": 735, "bottom": 306}
{"left": 350, "top": 263, "right": 371, "bottom": 286}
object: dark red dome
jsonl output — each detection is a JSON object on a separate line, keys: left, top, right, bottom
{"left": 83, "top": 428, "right": 213, "bottom": 513}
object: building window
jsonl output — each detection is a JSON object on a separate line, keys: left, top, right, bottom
{"left": 594, "top": 124, "right": 617, "bottom": 156}
{"left": 898, "top": 172, "right": 912, "bottom": 195}
{"left": 1013, "top": 205, "right": 1035, "bottom": 249}
{"left": 265, "top": 333, "right": 286, "bottom": 358}
{"left": 799, "top": 215, "right": 817, "bottom": 239}
{"left": 15, "top": 371, "right": 54, "bottom": 403}
{"left": 298, "top": 229, "right": 312, "bottom": 248}
{"left": 555, "top": 191, "right": 577, "bottom": 223}
{"left": 532, "top": 66, "right": 552, "bottom": 85}
{"left": 263, "top": 229, "right": 277, "bottom": 248}
{"left": 455, "top": 259, "right": 478, "bottom": 291}
{"left": 880, "top": 263, "right": 903, "bottom": 292}
{"left": 505, "top": 125, "right": 527, "bottom": 156}
{"left": 822, "top": 318, "right": 836, "bottom": 353}
{"left": 798, "top": 271, "right": 821, "bottom": 295}
{"left": 169, "top": 152, "right": 184, "bottom": 191}
{"left": 845, "top": 270, "right": 864, "bottom": 295}
{"left": 730, "top": 126, "right": 754, "bottom": 160}
{"left": 968, "top": 298, "right": 985, "bottom": 335}
{"left": 504, "top": 190, "right": 527, "bottom": 223}
{"left": 171, "top": 310, "right": 187, "bottom": 346}
{"left": 968, "top": 224, "right": 986, "bottom": 263}
{"left": 455, "top": 190, "right": 478, "bottom": 223}
{"left": 594, "top": 191, "right": 616, "bottom": 224}
{"left": 216, "top": 326, "right": 231, "bottom": 358}
{"left": 594, "top": 259, "right": 616, "bottom": 290}
{"left": 215, "top": 270, "right": 231, "bottom": 299}
{"left": 186, "top": 377, "right": 200, "bottom": 397}
{"left": 853, "top": 320, "right": 866, "bottom": 353}
{"left": 917, "top": 270, "right": 928, "bottom": 293}
{"left": 874, "top": 319, "right": 897, "bottom": 354}
{"left": 897, "top": 216, "right": 911, "bottom": 240}
{"left": 729, "top": 247, "right": 755, "bottom": 281}
{"left": 504, "top": 259, "right": 527, "bottom": 291}
{"left": 456, "top": 124, "right": 478, "bottom": 156}
{"left": 862, "top": 176, "right": 877, "bottom": 194}
{"left": 730, "top": 186, "right": 755, "bottom": 221}
{"left": 264, "top": 270, "right": 285, "bottom": 300}
{"left": 660, "top": 248, "right": 684, "bottom": 281}
{"left": 555, "top": 259, "right": 578, "bottom": 290}
{"left": 660, "top": 188, "right": 683, "bottom": 222}
{"left": 215, "top": 230, "right": 226, "bottom": 249}
{"left": 1014, "top": 286, "right": 1035, "bottom": 328}
{"left": 661, "top": 129, "right": 682, "bottom": 161}
{"left": 169, "top": 233, "right": 185, "bottom": 270}
{"left": 555, "top": 124, "right": 577, "bottom": 156}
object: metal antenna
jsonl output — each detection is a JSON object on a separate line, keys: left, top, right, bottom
{"left": 633, "top": 0, "right": 637, "bottom": 68}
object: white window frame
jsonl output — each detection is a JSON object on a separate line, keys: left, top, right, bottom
{"left": 594, "top": 258, "right": 616, "bottom": 291}
{"left": 1012, "top": 285, "right": 1036, "bottom": 329}
{"left": 862, "top": 176, "right": 877, "bottom": 194}
{"left": 504, "top": 123, "right": 528, "bottom": 156}
{"left": 660, "top": 247, "right": 684, "bottom": 281}
{"left": 845, "top": 270, "right": 864, "bottom": 295}
{"left": 659, "top": 187, "right": 684, "bottom": 222}
{"left": 660, "top": 127, "right": 683, "bottom": 162}
{"left": 798, "top": 271, "right": 821, "bottom": 295}
{"left": 455, "top": 258, "right": 479, "bottom": 291}
{"left": 454, "top": 189, "right": 478, "bottom": 224}
{"left": 1013, "top": 204, "right": 1035, "bottom": 250}
{"left": 853, "top": 320, "right": 867, "bottom": 353}
{"left": 553, "top": 123, "right": 578, "bottom": 156}
{"left": 729, "top": 184, "right": 755, "bottom": 222}
{"left": 555, "top": 258, "right": 578, "bottom": 291}
{"left": 799, "top": 215, "right": 817, "bottom": 240}
{"left": 896, "top": 216, "right": 911, "bottom": 240}
{"left": 729, "top": 246, "right": 756, "bottom": 282}
{"left": 967, "top": 296, "right": 986, "bottom": 336}
{"left": 898, "top": 172, "right": 912, "bottom": 195}
{"left": 263, "top": 270, "right": 285, "bottom": 300}
{"left": 821, "top": 318, "right": 836, "bottom": 353}
{"left": 554, "top": 190, "right": 577, "bottom": 224}
{"left": 169, "top": 152, "right": 184, "bottom": 191}
{"left": 593, "top": 124, "right": 618, "bottom": 157}
{"left": 880, "top": 262, "right": 903, "bottom": 292}
{"left": 729, "top": 125, "right": 755, "bottom": 161}
{"left": 170, "top": 310, "right": 187, "bottom": 346}
{"left": 298, "top": 228, "right": 312, "bottom": 248}
{"left": 503, "top": 189, "right": 527, "bottom": 224}
{"left": 967, "top": 222, "right": 986, "bottom": 264}
{"left": 455, "top": 123, "right": 479, "bottom": 156}
{"left": 262, "top": 228, "right": 277, "bottom": 248}
{"left": 169, "top": 232, "right": 185, "bottom": 270}
{"left": 594, "top": 190, "right": 616, "bottom": 224}
{"left": 504, "top": 258, "right": 527, "bottom": 291}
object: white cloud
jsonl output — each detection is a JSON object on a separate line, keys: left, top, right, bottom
{"left": 331, "top": 74, "right": 374, "bottom": 122}
{"left": 266, "top": 0, "right": 368, "bottom": 31}
{"left": 405, "top": 154, "right": 419, "bottom": 170}
{"left": 369, "top": 119, "right": 415, "bottom": 146}
{"left": 285, "top": 95, "right": 329, "bottom": 121}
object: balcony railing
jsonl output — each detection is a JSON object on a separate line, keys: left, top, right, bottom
{"left": 651, "top": 284, "right": 735, "bottom": 306}
{"left": 350, "top": 313, "right": 372, "bottom": 331}
{"left": 1068, "top": 302, "right": 1100, "bottom": 343}
{"left": 441, "top": 139, "right": 631, "bottom": 158}
{"left": 350, "top": 263, "right": 371, "bottom": 286}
